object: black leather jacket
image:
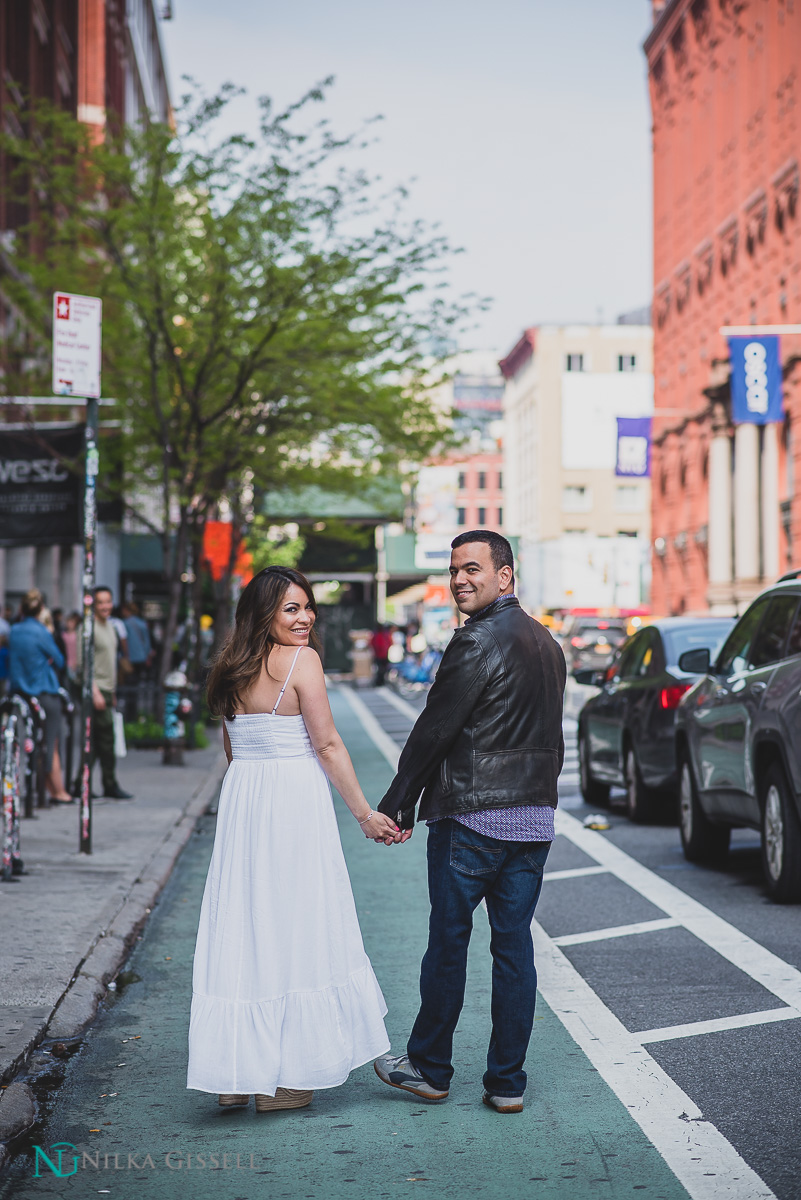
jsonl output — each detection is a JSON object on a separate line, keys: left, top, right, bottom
{"left": 378, "top": 595, "right": 566, "bottom": 829}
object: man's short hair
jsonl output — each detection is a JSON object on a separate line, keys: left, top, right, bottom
{"left": 94, "top": 586, "right": 113, "bottom": 599}
{"left": 451, "top": 530, "right": 514, "bottom": 574}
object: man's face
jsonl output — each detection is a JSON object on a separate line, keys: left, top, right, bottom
{"left": 95, "top": 591, "right": 113, "bottom": 621}
{"left": 449, "top": 542, "right": 512, "bottom": 616}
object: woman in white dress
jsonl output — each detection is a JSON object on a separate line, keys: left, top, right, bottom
{"left": 187, "top": 566, "right": 399, "bottom": 1112}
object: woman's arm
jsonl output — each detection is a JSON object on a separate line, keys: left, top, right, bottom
{"left": 294, "top": 650, "right": 399, "bottom": 842}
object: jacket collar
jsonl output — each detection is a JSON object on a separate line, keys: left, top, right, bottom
{"left": 465, "top": 594, "right": 519, "bottom": 624}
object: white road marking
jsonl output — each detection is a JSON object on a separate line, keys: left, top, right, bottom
{"left": 380, "top": 688, "right": 424, "bottom": 722}
{"left": 555, "top": 810, "right": 801, "bottom": 1011}
{"left": 553, "top": 916, "right": 681, "bottom": 946}
{"left": 534, "top": 924, "right": 775, "bottom": 1199}
{"left": 635, "top": 1006, "right": 801, "bottom": 1045}
{"left": 339, "top": 688, "right": 401, "bottom": 769}
{"left": 345, "top": 687, "right": 782, "bottom": 1199}
{"left": 544, "top": 865, "right": 609, "bottom": 881}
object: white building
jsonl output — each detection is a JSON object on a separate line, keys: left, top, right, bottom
{"left": 500, "top": 324, "right": 654, "bottom": 612}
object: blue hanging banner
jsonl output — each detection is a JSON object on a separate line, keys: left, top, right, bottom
{"left": 615, "top": 417, "right": 652, "bottom": 477}
{"left": 728, "top": 335, "right": 784, "bottom": 424}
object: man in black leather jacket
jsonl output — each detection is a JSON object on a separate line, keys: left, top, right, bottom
{"left": 374, "top": 530, "right": 566, "bottom": 1113}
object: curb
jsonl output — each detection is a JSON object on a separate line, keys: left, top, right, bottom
{"left": 0, "top": 754, "right": 226, "bottom": 1142}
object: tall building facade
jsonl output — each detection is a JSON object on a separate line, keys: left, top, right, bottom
{"left": 501, "top": 324, "right": 653, "bottom": 612}
{"left": 646, "top": 0, "right": 801, "bottom": 615}
{"left": 0, "top": 0, "right": 171, "bottom": 612}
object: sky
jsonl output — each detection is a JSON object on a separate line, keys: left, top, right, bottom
{"left": 160, "top": 1, "right": 654, "bottom": 357}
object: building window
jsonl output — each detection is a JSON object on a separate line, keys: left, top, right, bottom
{"left": 497, "top": 507, "right": 503, "bottom": 526}
{"left": 615, "top": 484, "right": 646, "bottom": 513}
{"left": 565, "top": 353, "right": 584, "bottom": 372}
{"left": 478, "top": 507, "right": 486, "bottom": 525}
{"left": 457, "top": 507, "right": 466, "bottom": 526}
{"left": 562, "top": 485, "right": 592, "bottom": 512}
{"left": 477, "top": 471, "right": 486, "bottom": 490}
{"left": 617, "top": 530, "right": 639, "bottom": 538}
{"left": 498, "top": 470, "right": 503, "bottom": 490}
{"left": 618, "top": 354, "right": 637, "bottom": 372}
{"left": 458, "top": 471, "right": 466, "bottom": 489}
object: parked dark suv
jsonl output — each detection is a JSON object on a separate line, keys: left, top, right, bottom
{"left": 674, "top": 576, "right": 801, "bottom": 902}
{"left": 576, "top": 617, "right": 733, "bottom": 822}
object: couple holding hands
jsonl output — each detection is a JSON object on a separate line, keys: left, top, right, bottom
{"left": 187, "top": 530, "right": 565, "bottom": 1116}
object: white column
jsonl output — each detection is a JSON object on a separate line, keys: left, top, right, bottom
{"left": 707, "top": 425, "right": 733, "bottom": 602}
{"left": 734, "top": 422, "right": 761, "bottom": 586}
{"left": 761, "top": 423, "right": 780, "bottom": 581}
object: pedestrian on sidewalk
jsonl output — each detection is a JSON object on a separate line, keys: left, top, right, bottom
{"left": 188, "top": 566, "right": 398, "bottom": 1114}
{"left": 75, "top": 586, "right": 133, "bottom": 801}
{"left": 374, "top": 530, "right": 566, "bottom": 1113}
{"left": 8, "top": 588, "right": 73, "bottom": 803}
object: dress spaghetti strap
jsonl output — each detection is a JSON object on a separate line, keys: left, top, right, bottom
{"left": 271, "top": 646, "right": 304, "bottom": 715}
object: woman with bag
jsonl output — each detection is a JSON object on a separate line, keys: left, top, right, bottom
{"left": 187, "top": 566, "right": 397, "bottom": 1112}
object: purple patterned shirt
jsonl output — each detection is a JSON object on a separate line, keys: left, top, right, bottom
{"left": 451, "top": 805, "right": 554, "bottom": 843}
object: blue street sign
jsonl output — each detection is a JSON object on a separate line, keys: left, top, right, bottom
{"left": 728, "top": 335, "right": 784, "bottom": 424}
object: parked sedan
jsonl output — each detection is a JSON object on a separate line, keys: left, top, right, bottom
{"left": 675, "top": 577, "right": 801, "bottom": 902}
{"left": 576, "top": 617, "right": 734, "bottom": 823}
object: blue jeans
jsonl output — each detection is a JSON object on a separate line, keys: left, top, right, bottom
{"left": 407, "top": 818, "right": 550, "bottom": 1097}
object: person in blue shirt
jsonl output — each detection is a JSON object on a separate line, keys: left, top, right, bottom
{"left": 8, "top": 589, "right": 73, "bottom": 803}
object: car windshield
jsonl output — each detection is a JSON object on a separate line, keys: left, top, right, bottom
{"left": 663, "top": 621, "right": 734, "bottom": 666}
{"left": 576, "top": 626, "right": 627, "bottom": 645}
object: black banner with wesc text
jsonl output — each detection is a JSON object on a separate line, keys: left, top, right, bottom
{"left": 0, "top": 426, "right": 83, "bottom": 546}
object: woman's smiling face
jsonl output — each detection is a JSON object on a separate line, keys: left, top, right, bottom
{"left": 270, "top": 583, "right": 316, "bottom": 646}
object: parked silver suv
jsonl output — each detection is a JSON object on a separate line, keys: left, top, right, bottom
{"left": 674, "top": 575, "right": 801, "bottom": 902}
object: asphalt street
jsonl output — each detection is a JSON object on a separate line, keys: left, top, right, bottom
{"left": 2, "top": 684, "right": 800, "bottom": 1200}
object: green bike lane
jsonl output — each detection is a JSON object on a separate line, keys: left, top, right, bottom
{"left": 1, "top": 691, "right": 689, "bottom": 1200}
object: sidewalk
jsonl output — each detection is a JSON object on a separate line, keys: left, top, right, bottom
{"left": 0, "top": 737, "right": 226, "bottom": 1139}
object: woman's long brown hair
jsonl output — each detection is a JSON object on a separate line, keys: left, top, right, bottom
{"left": 206, "top": 567, "right": 321, "bottom": 720}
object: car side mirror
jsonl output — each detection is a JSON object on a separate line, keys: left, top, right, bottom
{"left": 678, "top": 647, "right": 710, "bottom": 674}
{"left": 573, "top": 668, "right": 604, "bottom": 686}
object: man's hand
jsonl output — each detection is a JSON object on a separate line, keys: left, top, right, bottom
{"left": 92, "top": 685, "right": 105, "bottom": 710}
{"left": 377, "top": 826, "right": 414, "bottom": 846}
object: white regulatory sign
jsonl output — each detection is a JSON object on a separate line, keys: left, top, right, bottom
{"left": 52, "top": 292, "right": 102, "bottom": 399}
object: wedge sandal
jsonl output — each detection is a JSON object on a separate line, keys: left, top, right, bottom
{"left": 255, "top": 1089, "right": 313, "bottom": 1112}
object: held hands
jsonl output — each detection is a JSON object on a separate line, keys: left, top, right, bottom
{"left": 357, "top": 809, "right": 399, "bottom": 842}
{"left": 356, "top": 808, "right": 413, "bottom": 846}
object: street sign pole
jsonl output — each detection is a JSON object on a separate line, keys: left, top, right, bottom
{"left": 52, "top": 291, "right": 102, "bottom": 856}
{"left": 78, "top": 398, "right": 98, "bottom": 855}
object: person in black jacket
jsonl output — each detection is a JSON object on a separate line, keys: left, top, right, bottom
{"left": 374, "top": 530, "right": 566, "bottom": 1113}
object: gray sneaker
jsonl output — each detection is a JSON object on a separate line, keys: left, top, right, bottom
{"left": 482, "top": 1091, "right": 524, "bottom": 1113}
{"left": 374, "top": 1053, "right": 449, "bottom": 1101}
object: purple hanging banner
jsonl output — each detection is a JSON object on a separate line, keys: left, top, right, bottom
{"left": 615, "top": 417, "right": 652, "bottom": 477}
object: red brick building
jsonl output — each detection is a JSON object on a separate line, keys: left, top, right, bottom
{"left": 646, "top": 0, "right": 801, "bottom": 614}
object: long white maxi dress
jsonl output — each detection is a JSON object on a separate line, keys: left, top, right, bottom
{"left": 187, "top": 649, "right": 389, "bottom": 1095}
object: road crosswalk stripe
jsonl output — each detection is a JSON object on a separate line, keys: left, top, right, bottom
{"left": 634, "top": 1006, "right": 801, "bottom": 1045}
{"left": 552, "top": 916, "right": 681, "bottom": 945}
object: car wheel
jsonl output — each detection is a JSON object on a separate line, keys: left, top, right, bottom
{"left": 624, "top": 745, "right": 654, "bottom": 824}
{"left": 678, "top": 753, "right": 730, "bottom": 863}
{"left": 760, "top": 762, "right": 801, "bottom": 904}
{"left": 578, "top": 731, "right": 610, "bottom": 807}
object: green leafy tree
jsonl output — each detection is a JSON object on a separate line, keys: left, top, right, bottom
{"left": 1, "top": 82, "right": 475, "bottom": 681}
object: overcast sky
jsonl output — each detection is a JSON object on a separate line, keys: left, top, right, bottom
{"left": 161, "top": 1, "right": 653, "bottom": 357}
